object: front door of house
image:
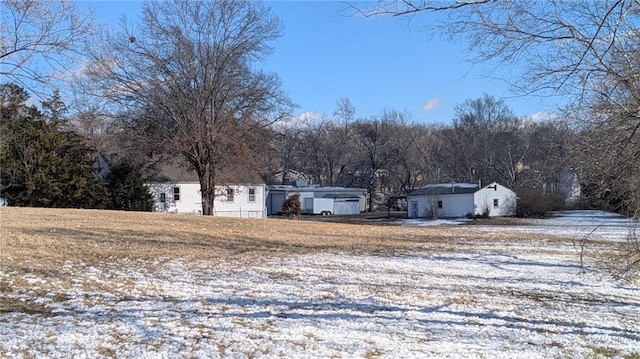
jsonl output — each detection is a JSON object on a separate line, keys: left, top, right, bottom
{"left": 411, "top": 201, "right": 418, "bottom": 218}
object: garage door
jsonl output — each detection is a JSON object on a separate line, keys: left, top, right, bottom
{"left": 333, "top": 199, "right": 360, "bottom": 215}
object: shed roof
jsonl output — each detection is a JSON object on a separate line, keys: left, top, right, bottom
{"left": 321, "top": 193, "right": 362, "bottom": 199}
{"left": 408, "top": 183, "right": 480, "bottom": 196}
{"left": 268, "top": 186, "right": 366, "bottom": 194}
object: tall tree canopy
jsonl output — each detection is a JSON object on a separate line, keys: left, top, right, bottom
{"left": 83, "top": 0, "right": 292, "bottom": 215}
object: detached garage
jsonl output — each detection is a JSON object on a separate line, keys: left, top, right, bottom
{"left": 266, "top": 186, "right": 367, "bottom": 216}
{"left": 323, "top": 194, "right": 361, "bottom": 215}
{"left": 407, "top": 182, "right": 516, "bottom": 219}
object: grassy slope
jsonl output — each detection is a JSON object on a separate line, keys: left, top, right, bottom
{"left": 0, "top": 207, "right": 558, "bottom": 270}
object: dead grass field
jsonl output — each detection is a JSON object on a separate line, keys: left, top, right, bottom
{"left": 0, "top": 207, "right": 562, "bottom": 271}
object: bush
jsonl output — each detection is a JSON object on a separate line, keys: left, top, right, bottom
{"left": 0, "top": 84, "right": 110, "bottom": 209}
{"left": 281, "top": 193, "right": 301, "bottom": 219}
{"left": 516, "top": 188, "right": 565, "bottom": 218}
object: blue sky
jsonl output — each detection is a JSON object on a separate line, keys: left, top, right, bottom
{"left": 84, "top": 1, "right": 561, "bottom": 124}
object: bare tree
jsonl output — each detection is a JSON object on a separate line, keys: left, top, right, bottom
{"left": 387, "top": 122, "right": 437, "bottom": 197}
{"left": 348, "top": 0, "right": 491, "bottom": 18}
{"left": 353, "top": 1, "right": 639, "bottom": 98}
{"left": 351, "top": 109, "right": 407, "bottom": 211}
{"left": 82, "top": 0, "right": 292, "bottom": 215}
{"left": 334, "top": 97, "right": 355, "bottom": 130}
{"left": 438, "top": 94, "right": 520, "bottom": 185}
{"left": 0, "top": 0, "right": 93, "bottom": 97}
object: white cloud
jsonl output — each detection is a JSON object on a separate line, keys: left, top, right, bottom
{"left": 526, "top": 111, "right": 559, "bottom": 122}
{"left": 272, "top": 111, "right": 322, "bottom": 131}
{"left": 421, "top": 98, "right": 441, "bottom": 112}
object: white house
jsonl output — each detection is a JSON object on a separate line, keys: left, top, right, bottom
{"left": 407, "top": 182, "right": 517, "bottom": 219}
{"left": 146, "top": 158, "right": 267, "bottom": 218}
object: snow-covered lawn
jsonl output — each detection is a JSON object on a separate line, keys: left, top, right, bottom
{"left": 480, "top": 210, "right": 637, "bottom": 242}
{"left": 1, "top": 211, "right": 638, "bottom": 358}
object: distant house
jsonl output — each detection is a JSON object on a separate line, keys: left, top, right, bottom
{"left": 407, "top": 182, "right": 517, "bottom": 218}
{"left": 271, "top": 169, "right": 311, "bottom": 187}
{"left": 146, "top": 157, "right": 266, "bottom": 218}
{"left": 266, "top": 185, "right": 367, "bottom": 216}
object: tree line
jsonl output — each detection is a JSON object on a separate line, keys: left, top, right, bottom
{"left": 263, "top": 95, "right": 575, "bottom": 216}
{"left": 0, "top": 81, "right": 593, "bottom": 218}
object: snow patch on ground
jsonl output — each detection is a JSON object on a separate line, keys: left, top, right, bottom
{"left": 483, "top": 210, "right": 636, "bottom": 241}
{"left": 403, "top": 210, "right": 637, "bottom": 241}
{"left": 1, "top": 211, "right": 638, "bottom": 358}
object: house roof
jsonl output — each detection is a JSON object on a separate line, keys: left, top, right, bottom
{"left": 149, "top": 156, "right": 264, "bottom": 185}
{"left": 268, "top": 185, "right": 367, "bottom": 194}
{"left": 408, "top": 182, "right": 514, "bottom": 197}
{"left": 321, "top": 193, "right": 362, "bottom": 199}
{"left": 408, "top": 183, "right": 480, "bottom": 196}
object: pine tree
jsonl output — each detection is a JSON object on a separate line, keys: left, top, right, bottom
{"left": 0, "top": 84, "right": 109, "bottom": 208}
{"left": 106, "top": 161, "right": 154, "bottom": 211}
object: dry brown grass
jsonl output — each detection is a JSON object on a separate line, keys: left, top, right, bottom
{"left": 0, "top": 207, "right": 564, "bottom": 274}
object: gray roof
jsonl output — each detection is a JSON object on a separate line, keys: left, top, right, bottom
{"left": 268, "top": 186, "right": 367, "bottom": 194}
{"left": 321, "top": 193, "right": 362, "bottom": 199}
{"left": 149, "top": 156, "right": 264, "bottom": 185}
{"left": 409, "top": 184, "right": 480, "bottom": 196}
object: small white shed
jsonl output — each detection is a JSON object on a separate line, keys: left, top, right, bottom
{"left": 407, "top": 182, "right": 516, "bottom": 219}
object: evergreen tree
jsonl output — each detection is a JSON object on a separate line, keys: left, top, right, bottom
{"left": 0, "top": 83, "right": 109, "bottom": 208}
{"left": 106, "top": 161, "right": 154, "bottom": 211}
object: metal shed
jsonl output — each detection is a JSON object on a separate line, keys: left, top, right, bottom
{"left": 266, "top": 186, "right": 367, "bottom": 216}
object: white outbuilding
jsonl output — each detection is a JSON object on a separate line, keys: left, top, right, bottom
{"left": 407, "top": 182, "right": 517, "bottom": 219}
{"left": 266, "top": 185, "right": 367, "bottom": 216}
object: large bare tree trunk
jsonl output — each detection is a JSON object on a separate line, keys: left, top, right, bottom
{"left": 198, "top": 164, "right": 215, "bottom": 216}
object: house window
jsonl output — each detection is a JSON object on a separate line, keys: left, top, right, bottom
{"left": 173, "top": 187, "right": 180, "bottom": 201}
{"left": 160, "top": 193, "right": 166, "bottom": 203}
{"left": 437, "top": 200, "right": 443, "bottom": 209}
{"left": 248, "top": 188, "right": 256, "bottom": 202}
{"left": 493, "top": 199, "right": 499, "bottom": 208}
{"left": 226, "top": 188, "right": 235, "bottom": 202}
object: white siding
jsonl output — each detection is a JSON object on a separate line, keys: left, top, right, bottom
{"left": 407, "top": 193, "right": 474, "bottom": 218}
{"left": 333, "top": 199, "right": 360, "bottom": 215}
{"left": 439, "top": 193, "right": 475, "bottom": 217}
{"left": 473, "top": 182, "right": 517, "bottom": 217}
{"left": 147, "top": 182, "right": 266, "bottom": 218}
{"left": 148, "top": 182, "right": 202, "bottom": 214}
{"left": 407, "top": 196, "right": 430, "bottom": 218}
{"left": 213, "top": 185, "right": 266, "bottom": 218}
{"left": 266, "top": 188, "right": 366, "bottom": 216}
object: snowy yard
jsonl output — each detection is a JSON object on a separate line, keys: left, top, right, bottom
{"left": 1, "top": 210, "right": 639, "bottom": 358}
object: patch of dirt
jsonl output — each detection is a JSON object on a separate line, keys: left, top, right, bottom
{"left": 0, "top": 297, "right": 53, "bottom": 316}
